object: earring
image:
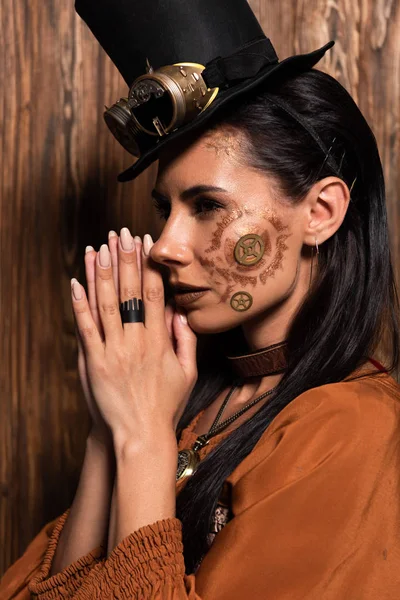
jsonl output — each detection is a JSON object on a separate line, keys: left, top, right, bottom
{"left": 309, "top": 237, "right": 319, "bottom": 288}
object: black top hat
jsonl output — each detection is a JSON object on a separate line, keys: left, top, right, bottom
{"left": 75, "top": 0, "right": 334, "bottom": 182}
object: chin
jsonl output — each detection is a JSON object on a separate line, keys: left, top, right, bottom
{"left": 185, "top": 294, "right": 288, "bottom": 335}
{"left": 186, "top": 306, "right": 245, "bottom": 335}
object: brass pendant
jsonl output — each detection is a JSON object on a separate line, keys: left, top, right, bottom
{"left": 230, "top": 291, "right": 253, "bottom": 312}
{"left": 234, "top": 234, "right": 265, "bottom": 266}
{"left": 176, "top": 449, "right": 200, "bottom": 481}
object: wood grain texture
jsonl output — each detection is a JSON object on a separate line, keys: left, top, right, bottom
{"left": 1, "top": 0, "right": 399, "bottom": 574}
{"left": 0, "top": 0, "right": 159, "bottom": 574}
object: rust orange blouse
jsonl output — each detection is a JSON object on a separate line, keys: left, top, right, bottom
{"left": 2, "top": 371, "right": 400, "bottom": 599}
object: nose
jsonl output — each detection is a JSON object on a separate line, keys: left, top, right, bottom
{"left": 150, "top": 225, "right": 194, "bottom": 267}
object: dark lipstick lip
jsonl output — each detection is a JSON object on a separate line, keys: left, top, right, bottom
{"left": 174, "top": 289, "right": 209, "bottom": 305}
{"left": 169, "top": 283, "right": 210, "bottom": 293}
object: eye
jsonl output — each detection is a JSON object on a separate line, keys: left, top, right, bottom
{"left": 194, "top": 197, "right": 224, "bottom": 217}
{"left": 152, "top": 197, "right": 171, "bottom": 220}
{"left": 152, "top": 197, "right": 224, "bottom": 220}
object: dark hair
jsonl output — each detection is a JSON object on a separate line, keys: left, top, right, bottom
{"left": 174, "top": 69, "right": 399, "bottom": 572}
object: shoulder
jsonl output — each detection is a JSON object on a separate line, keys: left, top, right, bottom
{"left": 229, "top": 371, "right": 400, "bottom": 486}
{"left": 269, "top": 371, "right": 400, "bottom": 437}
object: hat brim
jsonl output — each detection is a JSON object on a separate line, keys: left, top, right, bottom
{"left": 117, "top": 41, "right": 334, "bottom": 182}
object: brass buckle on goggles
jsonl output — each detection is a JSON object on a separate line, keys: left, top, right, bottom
{"left": 104, "top": 61, "right": 219, "bottom": 158}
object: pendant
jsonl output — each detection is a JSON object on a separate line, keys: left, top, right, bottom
{"left": 176, "top": 448, "right": 200, "bottom": 481}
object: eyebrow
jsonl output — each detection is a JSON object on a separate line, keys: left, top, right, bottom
{"left": 151, "top": 185, "right": 228, "bottom": 202}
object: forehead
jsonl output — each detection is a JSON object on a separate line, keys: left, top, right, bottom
{"left": 156, "top": 127, "right": 247, "bottom": 191}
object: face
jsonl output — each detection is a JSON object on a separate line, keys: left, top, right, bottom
{"left": 150, "top": 127, "right": 309, "bottom": 335}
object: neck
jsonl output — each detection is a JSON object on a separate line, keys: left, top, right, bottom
{"left": 241, "top": 307, "right": 292, "bottom": 351}
{"left": 241, "top": 258, "right": 310, "bottom": 350}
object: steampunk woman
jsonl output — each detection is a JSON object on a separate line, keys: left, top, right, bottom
{"left": 2, "top": 0, "right": 400, "bottom": 598}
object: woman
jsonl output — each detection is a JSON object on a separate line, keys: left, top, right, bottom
{"left": 1, "top": 0, "right": 400, "bottom": 598}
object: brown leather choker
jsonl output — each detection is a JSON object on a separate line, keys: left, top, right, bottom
{"left": 226, "top": 341, "right": 288, "bottom": 378}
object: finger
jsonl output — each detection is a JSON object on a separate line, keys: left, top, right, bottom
{"left": 74, "top": 322, "right": 91, "bottom": 399}
{"left": 142, "top": 234, "right": 167, "bottom": 333}
{"left": 119, "top": 228, "right": 142, "bottom": 310}
{"left": 95, "top": 245, "right": 124, "bottom": 345}
{"left": 134, "top": 236, "right": 142, "bottom": 280}
{"left": 172, "top": 308, "right": 198, "bottom": 382}
{"left": 108, "top": 231, "right": 119, "bottom": 294}
{"left": 74, "top": 318, "right": 84, "bottom": 356}
{"left": 71, "top": 278, "right": 104, "bottom": 354}
{"left": 165, "top": 300, "right": 175, "bottom": 342}
{"left": 165, "top": 301, "right": 177, "bottom": 353}
{"left": 84, "top": 247, "right": 104, "bottom": 339}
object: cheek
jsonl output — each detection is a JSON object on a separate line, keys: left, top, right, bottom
{"left": 258, "top": 231, "right": 293, "bottom": 285}
{"left": 187, "top": 232, "right": 302, "bottom": 334}
{"left": 195, "top": 214, "right": 302, "bottom": 320}
{"left": 223, "top": 230, "right": 272, "bottom": 268}
{"left": 191, "top": 201, "right": 306, "bottom": 323}
{"left": 204, "top": 225, "right": 293, "bottom": 290}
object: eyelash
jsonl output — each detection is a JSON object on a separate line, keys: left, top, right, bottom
{"left": 152, "top": 197, "right": 224, "bottom": 220}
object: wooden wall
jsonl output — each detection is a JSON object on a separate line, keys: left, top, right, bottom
{"left": 1, "top": 0, "right": 399, "bottom": 575}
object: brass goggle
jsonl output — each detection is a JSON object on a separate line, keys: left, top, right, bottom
{"left": 104, "top": 61, "right": 219, "bottom": 158}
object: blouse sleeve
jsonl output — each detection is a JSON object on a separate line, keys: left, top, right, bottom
{"left": 23, "top": 379, "right": 400, "bottom": 599}
{"left": 1, "top": 509, "right": 106, "bottom": 600}
{"left": 0, "top": 516, "right": 59, "bottom": 600}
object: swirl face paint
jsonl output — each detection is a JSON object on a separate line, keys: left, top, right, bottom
{"left": 205, "top": 209, "right": 243, "bottom": 253}
{"left": 201, "top": 201, "right": 291, "bottom": 311}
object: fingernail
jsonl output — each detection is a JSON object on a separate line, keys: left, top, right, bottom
{"left": 71, "top": 278, "right": 83, "bottom": 300}
{"left": 134, "top": 236, "right": 142, "bottom": 244}
{"left": 179, "top": 311, "right": 187, "bottom": 324}
{"left": 108, "top": 230, "right": 117, "bottom": 239}
{"left": 99, "top": 244, "right": 111, "bottom": 267}
{"left": 143, "top": 233, "right": 153, "bottom": 256}
{"left": 85, "top": 245, "right": 95, "bottom": 254}
{"left": 120, "top": 227, "right": 134, "bottom": 251}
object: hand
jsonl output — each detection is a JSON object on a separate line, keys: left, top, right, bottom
{"left": 74, "top": 234, "right": 122, "bottom": 447}
{"left": 71, "top": 228, "right": 198, "bottom": 445}
{"left": 75, "top": 234, "right": 179, "bottom": 445}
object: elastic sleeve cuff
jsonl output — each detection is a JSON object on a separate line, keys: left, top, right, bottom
{"left": 28, "top": 509, "right": 106, "bottom": 598}
{"left": 96, "top": 518, "right": 185, "bottom": 597}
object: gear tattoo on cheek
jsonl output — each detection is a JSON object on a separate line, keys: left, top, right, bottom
{"left": 202, "top": 206, "right": 292, "bottom": 310}
{"left": 224, "top": 231, "right": 272, "bottom": 270}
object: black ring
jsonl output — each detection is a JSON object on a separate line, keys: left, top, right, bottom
{"left": 119, "top": 298, "right": 144, "bottom": 324}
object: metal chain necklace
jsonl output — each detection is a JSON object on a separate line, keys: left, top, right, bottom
{"left": 176, "top": 379, "right": 278, "bottom": 481}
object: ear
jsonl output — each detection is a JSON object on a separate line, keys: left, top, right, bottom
{"left": 302, "top": 177, "right": 350, "bottom": 247}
